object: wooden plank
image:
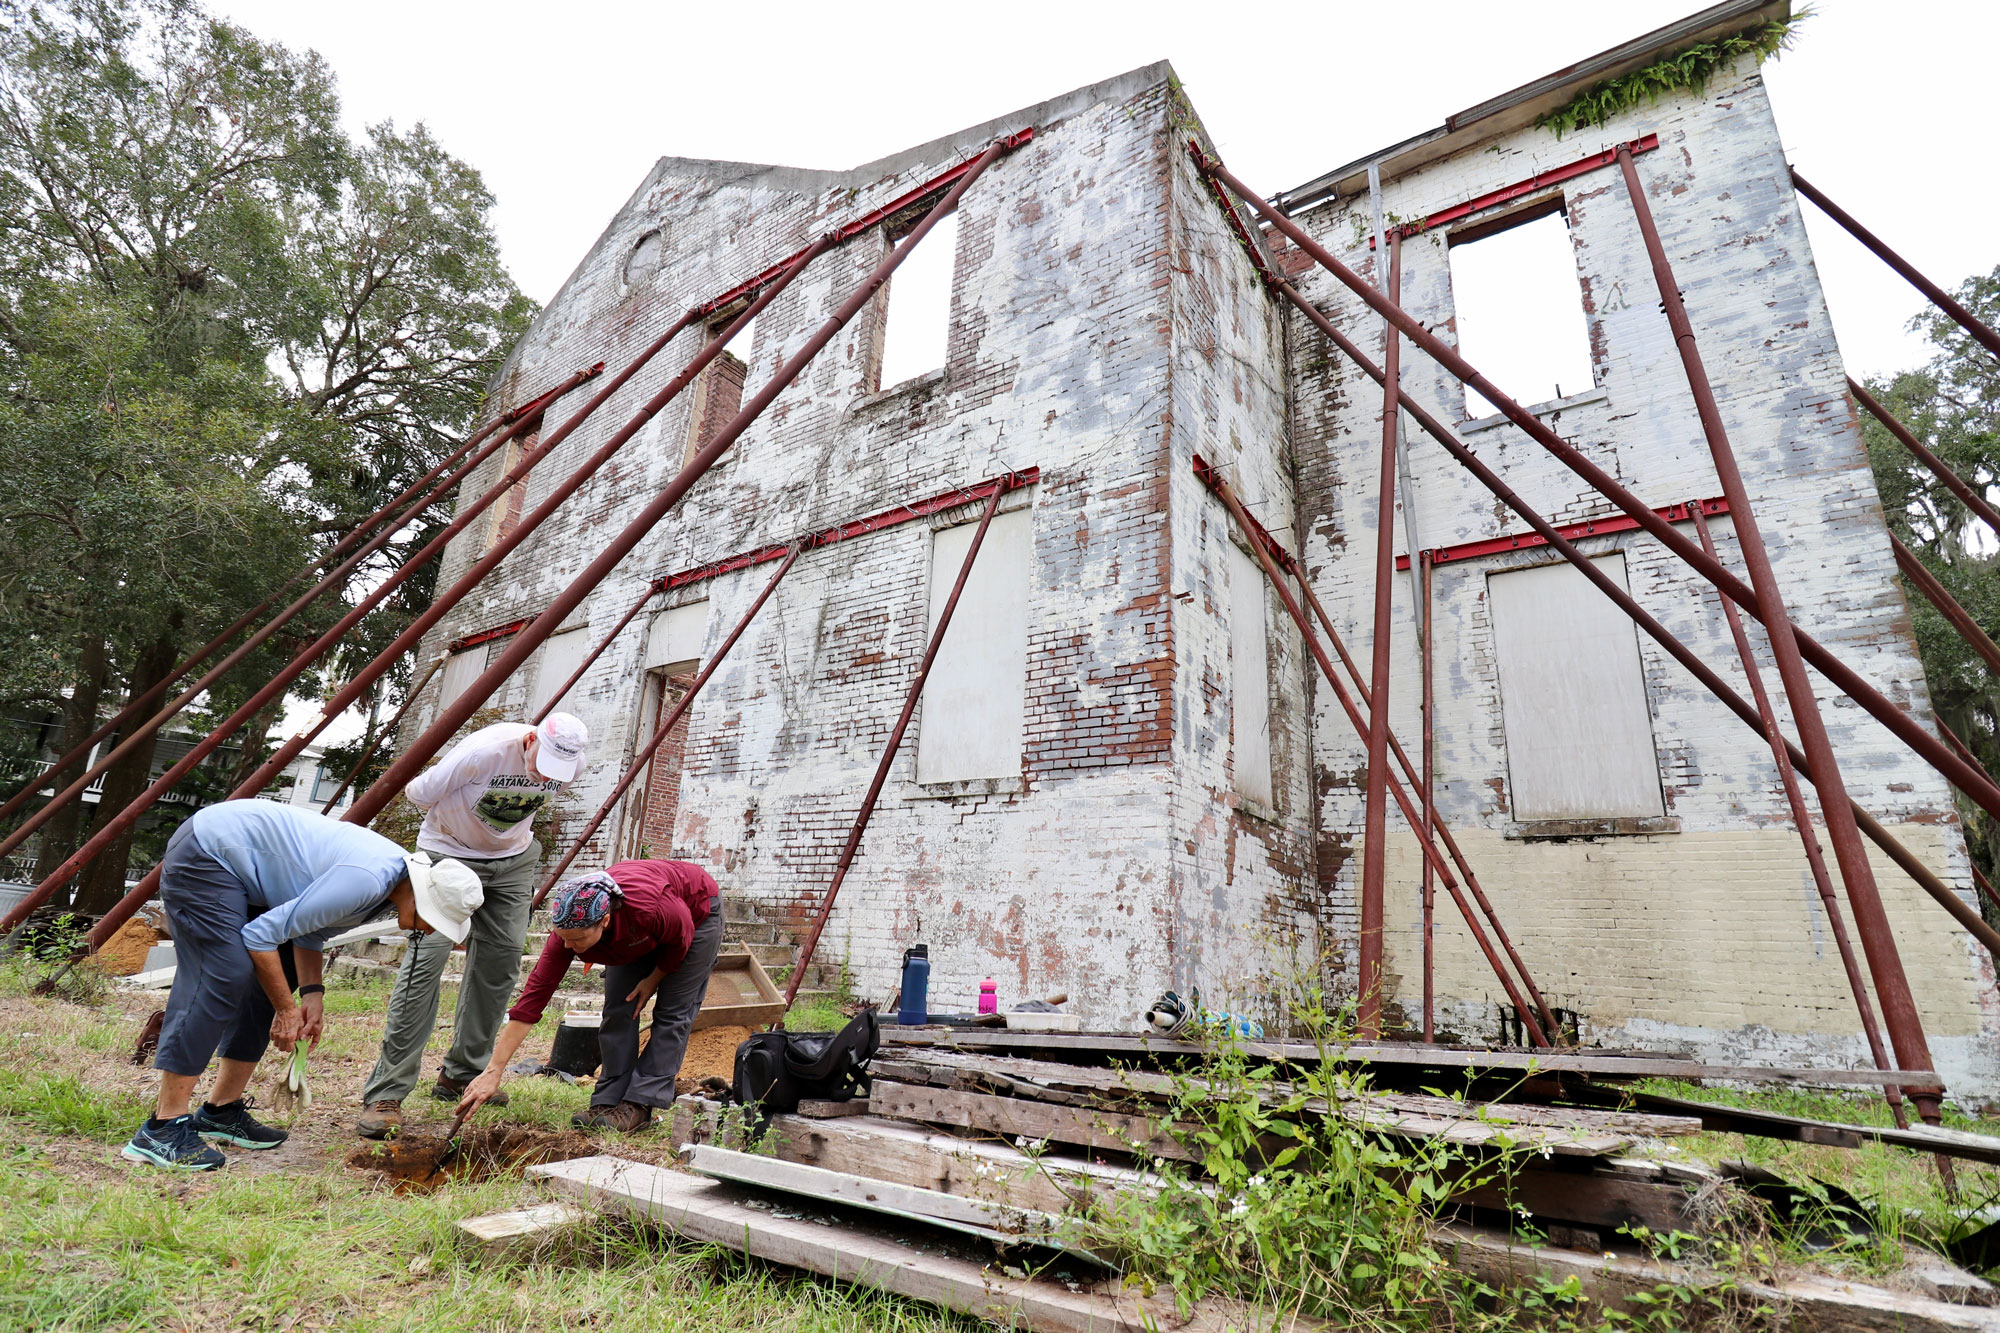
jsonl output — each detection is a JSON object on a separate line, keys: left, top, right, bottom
{"left": 695, "top": 948, "right": 786, "bottom": 1032}
{"left": 884, "top": 1029, "right": 1949, "bottom": 1087}
{"left": 1451, "top": 1170, "right": 1693, "bottom": 1234}
{"left": 870, "top": 1080, "right": 1194, "bottom": 1161}
{"left": 455, "top": 1201, "right": 591, "bottom": 1262}
{"left": 1439, "top": 1224, "right": 2000, "bottom": 1333}
{"left": 529, "top": 1155, "right": 1322, "bottom": 1333}
{"left": 796, "top": 1098, "right": 872, "bottom": 1118}
{"left": 1609, "top": 1090, "right": 2000, "bottom": 1167}
{"left": 681, "top": 1144, "right": 1088, "bottom": 1253}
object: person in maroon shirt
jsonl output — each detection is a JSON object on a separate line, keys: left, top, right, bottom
{"left": 456, "top": 860, "right": 722, "bottom": 1132}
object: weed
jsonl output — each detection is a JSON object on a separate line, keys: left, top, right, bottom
{"left": 1536, "top": 10, "right": 1810, "bottom": 138}
{"left": 0, "top": 1068, "right": 149, "bottom": 1142}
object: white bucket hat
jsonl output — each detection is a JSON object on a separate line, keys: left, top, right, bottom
{"left": 402, "top": 851, "right": 484, "bottom": 944}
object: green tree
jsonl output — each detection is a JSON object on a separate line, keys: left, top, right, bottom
{"left": 0, "top": 0, "right": 532, "bottom": 909}
{"left": 1860, "top": 268, "right": 2000, "bottom": 927}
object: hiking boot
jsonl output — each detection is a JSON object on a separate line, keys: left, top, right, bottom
{"left": 192, "top": 1099, "right": 287, "bottom": 1150}
{"left": 355, "top": 1100, "right": 404, "bottom": 1139}
{"left": 576, "top": 1101, "right": 652, "bottom": 1134}
{"left": 122, "top": 1115, "right": 226, "bottom": 1171}
{"left": 432, "top": 1074, "right": 507, "bottom": 1107}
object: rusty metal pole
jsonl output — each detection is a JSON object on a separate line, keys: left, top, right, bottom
{"left": 784, "top": 481, "right": 1013, "bottom": 1008}
{"left": 1420, "top": 549, "right": 1436, "bottom": 1043}
{"left": 1791, "top": 171, "right": 2000, "bottom": 364}
{"left": 1691, "top": 502, "right": 1909, "bottom": 1127}
{"left": 1356, "top": 233, "right": 1402, "bottom": 1037}
{"left": 318, "top": 655, "right": 447, "bottom": 814}
{"left": 531, "top": 582, "right": 660, "bottom": 725}
{"left": 77, "top": 135, "right": 1022, "bottom": 954}
{"left": 532, "top": 547, "right": 802, "bottom": 907}
{"left": 1850, "top": 378, "right": 2000, "bottom": 544}
{"left": 1195, "top": 148, "right": 2000, "bottom": 845}
{"left": 1207, "top": 465, "right": 1550, "bottom": 1045}
{"left": 0, "top": 368, "right": 597, "bottom": 862}
{"left": 1252, "top": 255, "right": 2000, "bottom": 966}
{"left": 1617, "top": 146, "right": 1941, "bottom": 1113}
{"left": 1892, "top": 535, "right": 2000, "bottom": 678}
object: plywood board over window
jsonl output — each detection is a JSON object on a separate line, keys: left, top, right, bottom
{"left": 916, "top": 507, "right": 1030, "bottom": 784}
{"left": 1228, "top": 544, "right": 1273, "bottom": 808}
{"left": 437, "top": 647, "right": 485, "bottom": 712}
{"left": 529, "top": 625, "right": 593, "bottom": 718}
{"left": 1486, "top": 554, "right": 1664, "bottom": 821}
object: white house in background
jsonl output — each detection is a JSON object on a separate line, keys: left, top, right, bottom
{"left": 259, "top": 741, "right": 352, "bottom": 814}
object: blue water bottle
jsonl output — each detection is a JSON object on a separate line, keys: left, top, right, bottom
{"left": 898, "top": 944, "right": 930, "bottom": 1026}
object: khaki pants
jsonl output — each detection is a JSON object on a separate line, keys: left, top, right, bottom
{"left": 360, "top": 845, "right": 539, "bottom": 1104}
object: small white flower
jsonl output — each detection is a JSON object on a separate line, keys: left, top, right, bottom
{"left": 1228, "top": 1197, "right": 1249, "bottom": 1217}
{"left": 1248, "top": 1174, "right": 1266, "bottom": 1189}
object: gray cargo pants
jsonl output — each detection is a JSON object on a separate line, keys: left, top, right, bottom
{"left": 360, "top": 845, "right": 540, "bottom": 1105}
{"left": 594, "top": 893, "right": 724, "bottom": 1110}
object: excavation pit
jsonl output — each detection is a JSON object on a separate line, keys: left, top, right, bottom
{"left": 346, "top": 1124, "right": 598, "bottom": 1193}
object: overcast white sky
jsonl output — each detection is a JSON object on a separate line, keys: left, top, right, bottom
{"left": 245, "top": 0, "right": 1992, "bottom": 745}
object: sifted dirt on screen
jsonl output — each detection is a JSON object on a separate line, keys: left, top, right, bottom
{"left": 346, "top": 1124, "right": 597, "bottom": 1193}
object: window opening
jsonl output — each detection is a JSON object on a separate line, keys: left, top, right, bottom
{"left": 1447, "top": 201, "right": 1594, "bottom": 416}
{"left": 915, "top": 505, "right": 1029, "bottom": 784}
{"left": 685, "top": 316, "right": 749, "bottom": 468}
{"left": 1228, "top": 545, "right": 1274, "bottom": 807}
{"left": 1486, "top": 553, "right": 1664, "bottom": 821}
{"left": 876, "top": 210, "right": 957, "bottom": 392}
{"left": 483, "top": 428, "right": 538, "bottom": 551}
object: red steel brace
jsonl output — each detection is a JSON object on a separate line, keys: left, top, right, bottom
{"left": 1395, "top": 498, "right": 1729, "bottom": 570}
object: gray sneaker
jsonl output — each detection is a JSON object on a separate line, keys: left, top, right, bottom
{"left": 122, "top": 1115, "right": 226, "bottom": 1171}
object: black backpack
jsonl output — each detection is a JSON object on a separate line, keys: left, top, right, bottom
{"left": 732, "top": 1010, "right": 880, "bottom": 1115}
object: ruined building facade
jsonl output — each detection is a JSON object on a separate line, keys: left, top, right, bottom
{"left": 405, "top": 6, "right": 2000, "bottom": 1093}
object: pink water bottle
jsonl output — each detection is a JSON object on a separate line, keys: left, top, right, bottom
{"left": 977, "top": 978, "right": 998, "bottom": 1015}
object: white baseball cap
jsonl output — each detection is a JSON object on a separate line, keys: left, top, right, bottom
{"left": 403, "top": 851, "right": 484, "bottom": 944}
{"left": 535, "top": 712, "right": 588, "bottom": 783}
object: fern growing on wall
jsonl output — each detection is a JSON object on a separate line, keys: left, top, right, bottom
{"left": 1536, "top": 9, "right": 1810, "bottom": 138}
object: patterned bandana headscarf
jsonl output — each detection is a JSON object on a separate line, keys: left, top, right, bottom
{"left": 550, "top": 871, "right": 622, "bottom": 931}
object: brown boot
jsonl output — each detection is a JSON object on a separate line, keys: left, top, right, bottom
{"left": 356, "top": 1100, "right": 403, "bottom": 1139}
{"left": 577, "top": 1102, "right": 652, "bottom": 1133}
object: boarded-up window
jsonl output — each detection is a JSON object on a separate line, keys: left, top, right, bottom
{"left": 1487, "top": 554, "right": 1664, "bottom": 820}
{"left": 437, "top": 647, "right": 485, "bottom": 712}
{"left": 1229, "top": 544, "right": 1273, "bottom": 806}
{"left": 645, "top": 601, "right": 709, "bottom": 672}
{"left": 915, "top": 506, "right": 1030, "bottom": 783}
{"left": 529, "top": 625, "right": 593, "bottom": 718}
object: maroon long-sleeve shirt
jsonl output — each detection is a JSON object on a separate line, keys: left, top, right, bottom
{"left": 509, "top": 860, "right": 718, "bottom": 1025}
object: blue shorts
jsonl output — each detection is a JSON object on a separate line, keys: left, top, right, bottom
{"left": 155, "top": 820, "right": 296, "bottom": 1077}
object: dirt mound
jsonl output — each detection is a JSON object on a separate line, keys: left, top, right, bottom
{"left": 675, "top": 1024, "right": 751, "bottom": 1094}
{"left": 96, "top": 919, "right": 158, "bottom": 977}
{"left": 346, "top": 1123, "right": 597, "bottom": 1193}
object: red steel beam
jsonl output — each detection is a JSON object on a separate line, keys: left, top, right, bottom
{"left": 532, "top": 546, "right": 804, "bottom": 908}
{"left": 1195, "top": 145, "right": 2000, "bottom": 866}
{"left": 1692, "top": 502, "right": 1908, "bottom": 1127}
{"left": 659, "top": 468, "right": 1040, "bottom": 592}
{"left": 1357, "top": 233, "right": 1403, "bottom": 1036}
{"left": 1201, "top": 461, "right": 1550, "bottom": 1046}
{"left": 1792, "top": 170, "right": 2000, "bottom": 364}
{"left": 0, "top": 371, "right": 595, "bottom": 829}
{"left": 1223, "top": 214, "right": 2000, "bottom": 1001}
{"left": 0, "top": 365, "right": 594, "bottom": 869}
{"left": 317, "top": 654, "right": 448, "bottom": 815}
{"left": 783, "top": 480, "right": 1015, "bottom": 1009}
{"left": 1851, "top": 378, "right": 2000, "bottom": 546}
{"left": 1394, "top": 498, "right": 1730, "bottom": 571}
{"left": 1196, "top": 454, "right": 1560, "bottom": 1038}
{"left": 77, "top": 132, "right": 1026, "bottom": 953}
{"left": 449, "top": 620, "right": 529, "bottom": 655}
{"left": 530, "top": 584, "right": 657, "bottom": 725}
{"left": 1364, "top": 136, "right": 1660, "bottom": 247}
{"left": 1616, "top": 145, "right": 1940, "bottom": 1113}
{"left": 1420, "top": 549, "right": 1436, "bottom": 1044}
{"left": 1892, "top": 535, "right": 2000, "bottom": 680}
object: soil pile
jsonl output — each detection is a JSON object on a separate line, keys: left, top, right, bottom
{"left": 675, "top": 1024, "right": 752, "bottom": 1094}
{"left": 96, "top": 920, "right": 158, "bottom": 977}
{"left": 346, "top": 1124, "right": 597, "bottom": 1193}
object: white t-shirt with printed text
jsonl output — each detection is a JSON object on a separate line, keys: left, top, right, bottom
{"left": 405, "top": 722, "right": 567, "bottom": 860}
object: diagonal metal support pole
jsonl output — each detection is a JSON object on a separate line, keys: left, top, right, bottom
{"left": 1892, "top": 535, "right": 2000, "bottom": 679}
{"left": 1851, "top": 378, "right": 2000, "bottom": 545}
{"left": 1791, "top": 171, "right": 2000, "bottom": 364}
{"left": 0, "top": 365, "right": 597, "bottom": 865}
{"left": 1202, "top": 461, "right": 1550, "bottom": 1045}
{"left": 1617, "top": 144, "right": 1940, "bottom": 1116}
{"left": 532, "top": 545, "right": 802, "bottom": 908}
{"left": 784, "top": 477, "right": 1016, "bottom": 1009}
{"left": 1193, "top": 145, "right": 2000, "bottom": 850}
{"left": 532, "top": 582, "right": 661, "bottom": 725}
{"left": 1420, "top": 549, "right": 1437, "bottom": 1043}
{"left": 318, "top": 654, "right": 447, "bottom": 814}
{"left": 1691, "top": 502, "right": 1908, "bottom": 1128}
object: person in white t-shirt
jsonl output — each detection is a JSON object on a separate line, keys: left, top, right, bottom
{"left": 355, "top": 713, "right": 587, "bottom": 1138}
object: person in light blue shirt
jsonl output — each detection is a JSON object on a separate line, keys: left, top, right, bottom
{"left": 122, "top": 801, "right": 483, "bottom": 1171}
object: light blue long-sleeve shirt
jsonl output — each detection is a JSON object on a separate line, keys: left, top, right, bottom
{"left": 187, "top": 801, "right": 408, "bottom": 952}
